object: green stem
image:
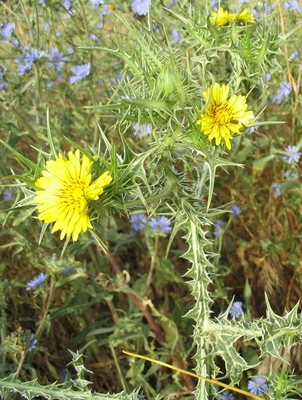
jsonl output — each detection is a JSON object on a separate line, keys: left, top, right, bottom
{"left": 146, "top": 233, "right": 159, "bottom": 289}
{"left": 15, "top": 277, "right": 56, "bottom": 376}
{"left": 110, "top": 345, "right": 129, "bottom": 393}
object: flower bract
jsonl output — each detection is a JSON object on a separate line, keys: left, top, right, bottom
{"left": 35, "top": 150, "right": 112, "bottom": 241}
{"left": 197, "top": 83, "right": 254, "bottom": 150}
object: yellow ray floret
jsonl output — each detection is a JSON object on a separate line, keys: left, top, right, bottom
{"left": 35, "top": 150, "right": 112, "bottom": 242}
{"left": 210, "top": 7, "right": 255, "bottom": 26}
{"left": 197, "top": 83, "right": 254, "bottom": 150}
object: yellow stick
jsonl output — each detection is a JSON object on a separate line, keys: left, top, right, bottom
{"left": 123, "top": 350, "right": 264, "bottom": 400}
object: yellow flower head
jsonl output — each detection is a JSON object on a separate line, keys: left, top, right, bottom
{"left": 210, "top": 7, "right": 230, "bottom": 27}
{"left": 35, "top": 150, "right": 112, "bottom": 242}
{"left": 197, "top": 83, "right": 254, "bottom": 150}
{"left": 229, "top": 9, "right": 255, "bottom": 24}
{"left": 210, "top": 7, "right": 255, "bottom": 26}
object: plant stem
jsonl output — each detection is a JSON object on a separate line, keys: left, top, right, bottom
{"left": 15, "top": 277, "right": 56, "bottom": 376}
{"left": 146, "top": 233, "right": 159, "bottom": 288}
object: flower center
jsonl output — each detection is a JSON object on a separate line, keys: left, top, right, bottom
{"left": 61, "top": 181, "right": 88, "bottom": 210}
{"left": 212, "top": 102, "right": 232, "bottom": 125}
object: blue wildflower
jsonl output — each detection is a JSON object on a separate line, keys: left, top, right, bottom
{"left": 229, "top": 301, "right": 243, "bottom": 318}
{"left": 247, "top": 126, "right": 257, "bottom": 134}
{"left": 101, "top": 4, "right": 114, "bottom": 15}
{"left": 271, "top": 81, "right": 292, "bottom": 104}
{"left": 130, "top": 213, "right": 147, "bottom": 232}
{"left": 284, "top": 170, "right": 298, "bottom": 181}
{"left": 248, "top": 377, "right": 268, "bottom": 396}
{"left": 262, "top": 72, "right": 271, "bottom": 82}
{"left": 283, "top": 145, "right": 301, "bottom": 164}
{"left": 209, "top": 0, "right": 219, "bottom": 8}
{"left": 289, "top": 50, "right": 299, "bottom": 60}
{"left": 12, "top": 39, "right": 19, "bottom": 47}
{"left": 17, "top": 48, "right": 44, "bottom": 75}
{"left": 171, "top": 29, "right": 181, "bottom": 45}
{"left": 90, "top": 0, "right": 104, "bottom": 5}
{"left": 272, "top": 183, "right": 281, "bottom": 198}
{"left": 167, "top": 0, "right": 177, "bottom": 8}
{"left": 2, "top": 189, "right": 12, "bottom": 201}
{"left": 133, "top": 123, "right": 152, "bottom": 138}
{"left": 0, "top": 65, "right": 7, "bottom": 89}
{"left": 70, "top": 63, "right": 90, "bottom": 84}
{"left": 131, "top": 0, "right": 151, "bottom": 16}
{"left": 59, "top": 368, "right": 69, "bottom": 381}
{"left": 220, "top": 390, "right": 236, "bottom": 400}
{"left": 0, "top": 22, "right": 15, "bottom": 39}
{"left": 230, "top": 205, "right": 241, "bottom": 216}
{"left": 149, "top": 216, "right": 172, "bottom": 234}
{"left": 26, "top": 273, "right": 48, "bottom": 290}
{"left": 27, "top": 333, "right": 37, "bottom": 351}
{"left": 214, "top": 219, "right": 224, "bottom": 238}
{"left": 63, "top": 0, "right": 73, "bottom": 11}
{"left": 48, "top": 48, "right": 69, "bottom": 70}
{"left": 284, "top": 0, "right": 302, "bottom": 12}
{"left": 0, "top": 82, "right": 8, "bottom": 90}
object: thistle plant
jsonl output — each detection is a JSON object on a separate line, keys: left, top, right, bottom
{"left": 1, "top": 1, "right": 302, "bottom": 400}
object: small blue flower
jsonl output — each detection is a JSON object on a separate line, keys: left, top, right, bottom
{"left": 230, "top": 205, "right": 241, "bottom": 216}
{"left": 63, "top": 0, "right": 74, "bottom": 11}
{"left": 167, "top": 0, "right": 177, "bottom": 8}
{"left": 214, "top": 219, "right": 224, "bottom": 238}
{"left": 248, "top": 377, "right": 268, "bottom": 396}
{"left": 262, "top": 72, "right": 271, "bottom": 82}
{"left": 247, "top": 126, "right": 257, "bottom": 134}
{"left": 27, "top": 333, "right": 38, "bottom": 351}
{"left": 90, "top": 0, "right": 104, "bottom": 5}
{"left": 171, "top": 29, "right": 181, "bottom": 45}
{"left": 284, "top": 169, "right": 298, "bottom": 181}
{"left": 0, "top": 22, "right": 15, "bottom": 39}
{"left": 229, "top": 301, "right": 243, "bottom": 318}
{"left": 101, "top": 3, "right": 113, "bottom": 15}
{"left": 131, "top": 0, "right": 151, "bottom": 16}
{"left": 271, "top": 81, "right": 292, "bottom": 104}
{"left": 209, "top": 0, "right": 219, "bottom": 8}
{"left": 133, "top": 123, "right": 152, "bottom": 138}
{"left": 220, "top": 390, "right": 236, "bottom": 400}
{"left": 283, "top": 145, "right": 301, "bottom": 164}
{"left": 17, "top": 48, "right": 44, "bottom": 75}
{"left": 2, "top": 189, "right": 12, "bottom": 201}
{"left": 272, "top": 183, "right": 281, "bottom": 198}
{"left": 70, "top": 63, "right": 90, "bottom": 84}
{"left": 289, "top": 50, "right": 299, "bottom": 60}
{"left": 130, "top": 213, "right": 147, "bottom": 232}
{"left": 284, "top": 0, "right": 302, "bottom": 12}
{"left": 48, "top": 48, "right": 69, "bottom": 70}
{"left": 59, "top": 368, "right": 69, "bottom": 381}
{"left": 149, "top": 216, "right": 172, "bottom": 234}
{"left": 26, "top": 273, "right": 48, "bottom": 290}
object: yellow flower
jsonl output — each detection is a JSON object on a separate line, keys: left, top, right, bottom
{"left": 35, "top": 150, "right": 112, "bottom": 242}
{"left": 197, "top": 83, "right": 254, "bottom": 150}
{"left": 210, "top": 7, "right": 255, "bottom": 26}
{"left": 210, "top": 7, "right": 230, "bottom": 27}
{"left": 229, "top": 9, "right": 255, "bottom": 24}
